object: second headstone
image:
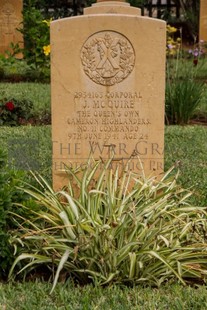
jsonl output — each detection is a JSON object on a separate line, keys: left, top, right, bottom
{"left": 0, "top": 0, "right": 23, "bottom": 57}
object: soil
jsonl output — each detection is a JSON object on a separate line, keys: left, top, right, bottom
{"left": 189, "top": 115, "right": 207, "bottom": 126}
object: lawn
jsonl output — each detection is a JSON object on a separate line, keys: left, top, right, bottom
{"left": 0, "top": 281, "right": 207, "bottom": 309}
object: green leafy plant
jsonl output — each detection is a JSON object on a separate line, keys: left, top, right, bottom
{"left": 165, "top": 76, "right": 204, "bottom": 124}
{"left": 18, "top": 1, "right": 50, "bottom": 74}
{"left": 9, "top": 157, "right": 207, "bottom": 292}
{"left": 0, "top": 57, "right": 48, "bottom": 83}
{"left": 3, "top": 42, "right": 22, "bottom": 61}
{"left": 0, "top": 148, "right": 11, "bottom": 277}
{"left": 0, "top": 98, "right": 34, "bottom": 126}
{"left": 0, "top": 83, "right": 51, "bottom": 125}
{"left": 165, "top": 34, "right": 205, "bottom": 124}
{"left": 0, "top": 148, "right": 30, "bottom": 279}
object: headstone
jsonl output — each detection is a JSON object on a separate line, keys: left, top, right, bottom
{"left": 199, "top": 0, "right": 207, "bottom": 42}
{"left": 84, "top": 0, "right": 141, "bottom": 15}
{"left": 0, "top": 0, "right": 23, "bottom": 57}
{"left": 51, "top": 0, "right": 166, "bottom": 191}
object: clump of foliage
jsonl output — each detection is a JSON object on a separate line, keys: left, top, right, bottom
{"left": 0, "top": 148, "right": 29, "bottom": 279}
{"left": 166, "top": 76, "right": 204, "bottom": 125}
{"left": 0, "top": 98, "right": 34, "bottom": 126}
{"left": 20, "top": 3, "right": 50, "bottom": 67}
{"left": 7, "top": 0, "right": 51, "bottom": 82}
{"left": 0, "top": 83, "right": 51, "bottom": 125}
{"left": 165, "top": 25, "right": 205, "bottom": 125}
{"left": 0, "top": 55, "right": 50, "bottom": 83}
{"left": 0, "top": 149, "right": 11, "bottom": 278}
{"left": 9, "top": 157, "right": 207, "bottom": 292}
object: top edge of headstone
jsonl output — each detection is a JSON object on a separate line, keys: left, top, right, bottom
{"left": 84, "top": 0, "right": 141, "bottom": 15}
{"left": 97, "top": 0, "right": 126, "bottom": 2}
{"left": 94, "top": 0, "right": 129, "bottom": 6}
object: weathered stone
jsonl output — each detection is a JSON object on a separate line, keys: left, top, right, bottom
{"left": 0, "top": 0, "right": 23, "bottom": 57}
{"left": 199, "top": 0, "right": 207, "bottom": 42}
{"left": 51, "top": 0, "right": 166, "bottom": 190}
{"left": 84, "top": 1, "right": 141, "bottom": 15}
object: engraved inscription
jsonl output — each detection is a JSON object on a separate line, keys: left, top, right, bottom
{"left": 81, "top": 31, "right": 135, "bottom": 86}
{"left": 54, "top": 89, "right": 163, "bottom": 176}
{"left": 0, "top": 2, "right": 23, "bottom": 56}
{"left": 0, "top": 3, "right": 18, "bottom": 44}
{"left": 67, "top": 90, "right": 151, "bottom": 143}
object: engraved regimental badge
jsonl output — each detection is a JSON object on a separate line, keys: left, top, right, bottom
{"left": 81, "top": 31, "right": 135, "bottom": 86}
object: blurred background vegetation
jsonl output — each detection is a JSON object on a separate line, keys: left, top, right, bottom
{"left": 0, "top": 0, "right": 206, "bottom": 126}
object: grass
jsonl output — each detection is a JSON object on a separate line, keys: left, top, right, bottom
{"left": 0, "top": 125, "right": 52, "bottom": 180}
{"left": 0, "top": 281, "right": 207, "bottom": 309}
{"left": 165, "top": 125, "right": 207, "bottom": 206}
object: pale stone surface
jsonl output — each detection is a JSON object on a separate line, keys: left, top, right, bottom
{"left": 0, "top": 0, "right": 23, "bottom": 56}
{"left": 84, "top": 1, "right": 141, "bottom": 15}
{"left": 199, "top": 0, "right": 207, "bottom": 42}
{"left": 51, "top": 1, "right": 166, "bottom": 190}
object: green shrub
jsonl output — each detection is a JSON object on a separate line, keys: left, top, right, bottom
{"left": 0, "top": 144, "right": 43, "bottom": 280}
{"left": 0, "top": 52, "right": 27, "bottom": 82}
{"left": 0, "top": 149, "right": 10, "bottom": 275}
{"left": 0, "top": 83, "right": 51, "bottom": 124}
{"left": 9, "top": 158, "right": 207, "bottom": 292}
{"left": 0, "top": 83, "right": 51, "bottom": 125}
{"left": 0, "top": 98, "right": 34, "bottom": 126}
{"left": 0, "top": 57, "right": 50, "bottom": 83}
{"left": 165, "top": 57, "right": 205, "bottom": 125}
{"left": 0, "top": 148, "right": 28, "bottom": 279}
{"left": 20, "top": 2, "right": 50, "bottom": 70}
{"left": 165, "top": 78, "right": 204, "bottom": 124}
